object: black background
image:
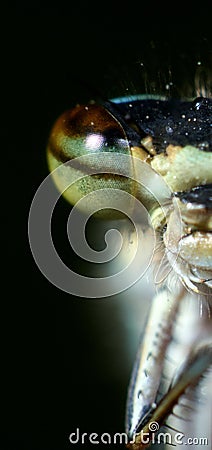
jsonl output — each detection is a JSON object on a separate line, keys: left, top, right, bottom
{"left": 2, "top": 3, "right": 212, "bottom": 450}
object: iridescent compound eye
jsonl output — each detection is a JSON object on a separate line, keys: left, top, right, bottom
{"left": 47, "top": 103, "right": 131, "bottom": 163}
{"left": 46, "top": 103, "right": 154, "bottom": 217}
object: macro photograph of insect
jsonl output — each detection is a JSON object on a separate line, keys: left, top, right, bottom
{"left": 2, "top": 3, "right": 212, "bottom": 450}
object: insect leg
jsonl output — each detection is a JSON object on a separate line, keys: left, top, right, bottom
{"left": 128, "top": 340, "right": 212, "bottom": 449}
{"left": 126, "top": 286, "right": 185, "bottom": 439}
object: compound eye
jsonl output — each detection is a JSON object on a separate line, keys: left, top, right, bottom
{"left": 47, "top": 103, "right": 130, "bottom": 163}
{"left": 46, "top": 103, "right": 133, "bottom": 215}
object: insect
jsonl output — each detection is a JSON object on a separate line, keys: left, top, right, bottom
{"left": 47, "top": 94, "right": 212, "bottom": 448}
